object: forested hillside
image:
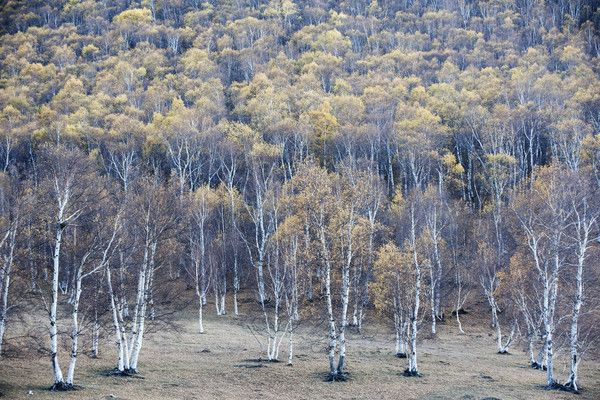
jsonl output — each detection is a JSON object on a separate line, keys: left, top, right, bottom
{"left": 0, "top": 0, "right": 599, "bottom": 396}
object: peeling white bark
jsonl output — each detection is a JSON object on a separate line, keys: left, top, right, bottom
{"left": 50, "top": 213, "right": 66, "bottom": 387}
{"left": 407, "top": 205, "right": 421, "bottom": 375}
{"left": 565, "top": 202, "right": 596, "bottom": 391}
{"left": 106, "top": 263, "right": 127, "bottom": 372}
{"left": 0, "top": 219, "right": 17, "bottom": 356}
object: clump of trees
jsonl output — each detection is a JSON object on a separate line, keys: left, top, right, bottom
{"left": 0, "top": 0, "right": 598, "bottom": 394}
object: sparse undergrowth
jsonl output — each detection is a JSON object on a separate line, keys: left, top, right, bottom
{"left": 1, "top": 312, "right": 597, "bottom": 399}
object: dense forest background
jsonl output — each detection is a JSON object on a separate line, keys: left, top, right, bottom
{"left": 0, "top": 0, "right": 599, "bottom": 394}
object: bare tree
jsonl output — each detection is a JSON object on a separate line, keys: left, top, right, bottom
{"left": 564, "top": 183, "right": 598, "bottom": 391}
{"left": 0, "top": 173, "right": 21, "bottom": 355}
{"left": 38, "top": 146, "right": 94, "bottom": 390}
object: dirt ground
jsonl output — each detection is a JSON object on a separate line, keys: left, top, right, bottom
{"left": 1, "top": 305, "right": 599, "bottom": 400}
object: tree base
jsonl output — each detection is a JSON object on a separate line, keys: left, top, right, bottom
{"left": 106, "top": 368, "right": 144, "bottom": 378}
{"left": 497, "top": 350, "right": 510, "bottom": 355}
{"left": 50, "top": 382, "right": 80, "bottom": 391}
{"left": 244, "top": 358, "right": 281, "bottom": 363}
{"left": 325, "top": 371, "right": 350, "bottom": 382}
{"left": 403, "top": 368, "right": 422, "bottom": 377}
{"left": 547, "top": 381, "right": 580, "bottom": 394}
{"left": 530, "top": 362, "right": 547, "bottom": 371}
{"left": 395, "top": 352, "right": 407, "bottom": 359}
{"left": 562, "top": 381, "right": 580, "bottom": 394}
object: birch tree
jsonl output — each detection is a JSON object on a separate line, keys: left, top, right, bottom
{"left": 285, "top": 162, "right": 358, "bottom": 380}
{"left": 38, "top": 146, "right": 93, "bottom": 390}
{"left": 259, "top": 213, "right": 301, "bottom": 362}
{"left": 512, "top": 165, "right": 575, "bottom": 388}
{"left": 131, "top": 180, "right": 176, "bottom": 373}
{"left": 563, "top": 182, "right": 598, "bottom": 392}
{"left": 0, "top": 173, "right": 21, "bottom": 356}
{"left": 478, "top": 236, "right": 516, "bottom": 354}
{"left": 64, "top": 192, "right": 121, "bottom": 386}
{"left": 421, "top": 186, "right": 449, "bottom": 334}
{"left": 188, "top": 185, "right": 219, "bottom": 333}
{"left": 219, "top": 133, "right": 246, "bottom": 315}
{"left": 107, "top": 178, "right": 178, "bottom": 375}
{"left": 404, "top": 194, "right": 424, "bottom": 376}
{"left": 228, "top": 122, "right": 281, "bottom": 306}
{"left": 372, "top": 243, "right": 412, "bottom": 358}
{"left": 348, "top": 164, "right": 385, "bottom": 333}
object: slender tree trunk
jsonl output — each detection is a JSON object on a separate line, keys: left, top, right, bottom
{"left": 434, "top": 242, "right": 443, "bottom": 319}
{"left": 197, "top": 294, "right": 204, "bottom": 334}
{"left": 491, "top": 302, "right": 504, "bottom": 353}
{"left": 106, "top": 264, "right": 127, "bottom": 372}
{"left": 66, "top": 270, "right": 82, "bottom": 385}
{"left": 527, "top": 324, "right": 536, "bottom": 366}
{"left": 128, "top": 237, "right": 155, "bottom": 373}
{"left": 545, "top": 253, "right": 560, "bottom": 387}
{"left": 0, "top": 267, "right": 10, "bottom": 356}
{"left": 336, "top": 262, "right": 350, "bottom": 376}
{"left": 321, "top": 226, "right": 337, "bottom": 379}
{"left": 129, "top": 243, "right": 148, "bottom": 355}
{"left": 0, "top": 224, "right": 15, "bottom": 356}
{"left": 406, "top": 206, "right": 421, "bottom": 376}
{"left": 429, "top": 264, "right": 436, "bottom": 335}
{"left": 50, "top": 224, "right": 65, "bottom": 388}
{"left": 130, "top": 243, "right": 155, "bottom": 372}
{"left": 536, "top": 336, "right": 547, "bottom": 370}
{"left": 287, "top": 319, "right": 294, "bottom": 366}
{"left": 214, "top": 290, "right": 221, "bottom": 315}
{"left": 408, "top": 262, "right": 421, "bottom": 374}
{"left": 546, "top": 329, "right": 555, "bottom": 386}
{"left": 233, "top": 254, "right": 239, "bottom": 315}
{"left": 565, "top": 266, "right": 583, "bottom": 391}
{"left": 336, "top": 212, "right": 354, "bottom": 377}
{"left": 565, "top": 210, "right": 594, "bottom": 391}
{"left": 394, "top": 308, "right": 407, "bottom": 357}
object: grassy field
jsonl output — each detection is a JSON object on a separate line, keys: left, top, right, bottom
{"left": 1, "top": 305, "right": 598, "bottom": 400}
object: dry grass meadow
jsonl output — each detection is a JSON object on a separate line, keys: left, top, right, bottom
{"left": 1, "top": 300, "right": 599, "bottom": 400}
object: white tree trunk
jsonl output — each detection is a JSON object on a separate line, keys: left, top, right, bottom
{"left": 491, "top": 302, "right": 503, "bottom": 352}
{"left": 0, "top": 269, "right": 9, "bottom": 355}
{"left": 565, "top": 208, "right": 594, "bottom": 391}
{"left": 0, "top": 224, "right": 15, "bottom": 356}
{"left": 129, "top": 240, "right": 155, "bottom": 373}
{"left": 233, "top": 255, "right": 239, "bottom": 315}
{"left": 336, "top": 207, "right": 355, "bottom": 376}
{"left": 194, "top": 247, "right": 204, "bottom": 333}
{"left": 394, "top": 310, "right": 407, "bottom": 357}
{"left": 336, "top": 264, "right": 350, "bottom": 375}
{"left": 50, "top": 224, "right": 65, "bottom": 388}
{"left": 408, "top": 263, "right": 421, "bottom": 374}
{"left": 565, "top": 267, "right": 582, "bottom": 391}
{"left": 129, "top": 244, "right": 148, "bottom": 354}
{"left": 92, "top": 313, "right": 99, "bottom": 358}
{"left": 0, "top": 315, "right": 5, "bottom": 357}
{"left": 526, "top": 323, "right": 536, "bottom": 366}
{"left": 106, "top": 265, "right": 127, "bottom": 372}
{"left": 407, "top": 205, "right": 421, "bottom": 375}
{"left": 198, "top": 295, "right": 204, "bottom": 334}
{"left": 287, "top": 320, "right": 294, "bottom": 366}
{"left": 321, "top": 226, "right": 337, "bottom": 379}
{"left": 429, "top": 264, "right": 436, "bottom": 335}
{"left": 66, "top": 270, "right": 82, "bottom": 385}
{"left": 545, "top": 252, "right": 560, "bottom": 387}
